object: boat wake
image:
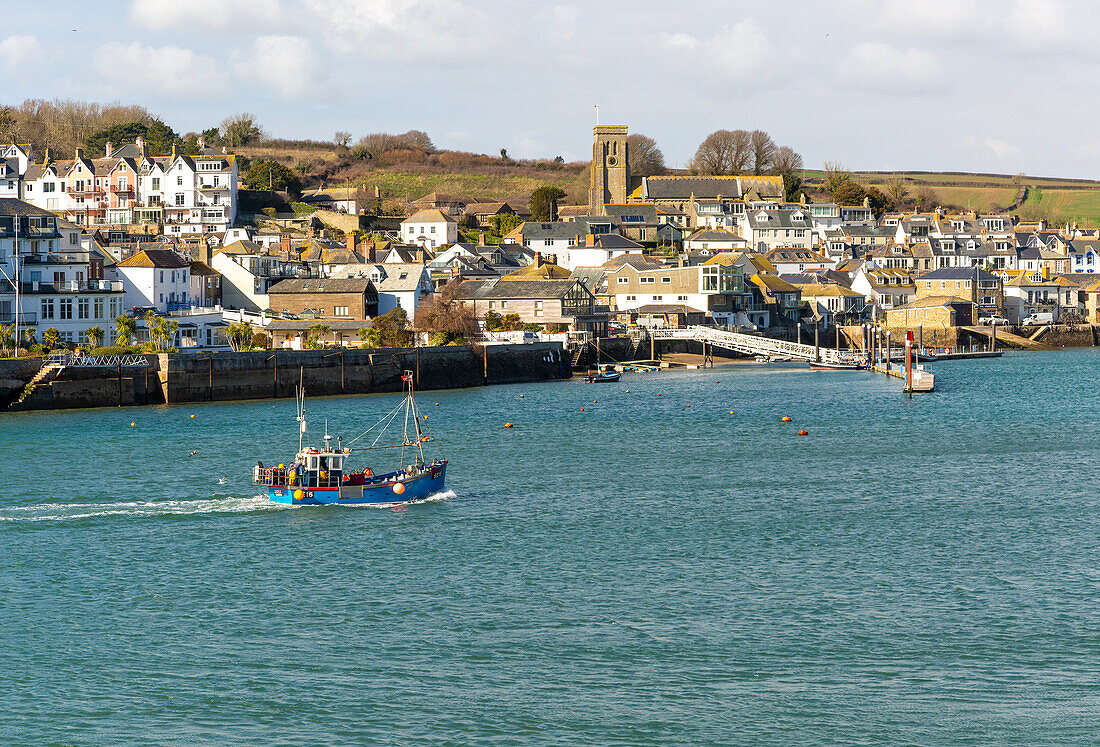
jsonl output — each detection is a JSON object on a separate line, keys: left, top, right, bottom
{"left": 342, "top": 488, "right": 457, "bottom": 509}
{"left": 0, "top": 494, "right": 283, "bottom": 523}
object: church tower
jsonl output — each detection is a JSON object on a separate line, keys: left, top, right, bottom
{"left": 588, "top": 125, "right": 629, "bottom": 216}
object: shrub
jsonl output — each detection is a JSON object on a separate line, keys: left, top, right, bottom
{"left": 88, "top": 345, "right": 144, "bottom": 356}
{"left": 261, "top": 207, "right": 277, "bottom": 217}
{"left": 251, "top": 332, "right": 270, "bottom": 349}
{"left": 290, "top": 202, "right": 318, "bottom": 215}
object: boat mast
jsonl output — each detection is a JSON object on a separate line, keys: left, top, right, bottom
{"left": 296, "top": 367, "right": 306, "bottom": 453}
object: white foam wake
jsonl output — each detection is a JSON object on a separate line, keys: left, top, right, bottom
{"left": 342, "top": 487, "right": 458, "bottom": 509}
{"left": 0, "top": 494, "right": 283, "bottom": 523}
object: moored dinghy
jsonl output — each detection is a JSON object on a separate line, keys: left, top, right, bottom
{"left": 254, "top": 370, "right": 447, "bottom": 505}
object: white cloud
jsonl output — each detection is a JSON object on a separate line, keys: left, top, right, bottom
{"left": 838, "top": 0, "right": 983, "bottom": 37}
{"left": 658, "top": 19, "right": 778, "bottom": 81}
{"left": 236, "top": 36, "right": 321, "bottom": 99}
{"left": 838, "top": 42, "right": 945, "bottom": 94}
{"left": 130, "top": 0, "right": 282, "bottom": 32}
{"left": 1007, "top": 0, "right": 1071, "bottom": 48}
{"left": 306, "top": 0, "right": 487, "bottom": 60}
{"left": 93, "top": 42, "right": 222, "bottom": 97}
{"left": 982, "top": 137, "right": 1023, "bottom": 163}
{"left": 0, "top": 35, "right": 40, "bottom": 72}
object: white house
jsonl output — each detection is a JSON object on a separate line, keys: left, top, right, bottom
{"left": 113, "top": 248, "right": 193, "bottom": 312}
{"left": 764, "top": 248, "right": 833, "bottom": 274}
{"left": 333, "top": 263, "right": 433, "bottom": 316}
{"left": 401, "top": 209, "right": 458, "bottom": 250}
{"left": 564, "top": 233, "right": 645, "bottom": 271}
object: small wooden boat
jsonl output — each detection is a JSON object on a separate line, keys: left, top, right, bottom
{"left": 808, "top": 360, "right": 867, "bottom": 370}
{"left": 585, "top": 371, "right": 621, "bottom": 383}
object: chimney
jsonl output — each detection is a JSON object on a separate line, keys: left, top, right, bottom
{"left": 416, "top": 248, "right": 425, "bottom": 264}
{"left": 171, "top": 144, "right": 177, "bottom": 158}
{"left": 478, "top": 232, "right": 486, "bottom": 246}
{"left": 44, "top": 147, "right": 50, "bottom": 163}
{"left": 105, "top": 141, "right": 113, "bottom": 157}
{"left": 799, "top": 193, "right": 806, "bottom": 206}
{"left": 198, "top": 137, "right": 205, "bottom": 150}
{"left": 862, "top": 196, "right": 870, "bottom": 209}
{"left": 280, "top": 233, "right": 291, "bottom": 256}
{"left": 135, "top": 136, "right": 145, "bottom": 158}
{"left": 347, "top": 230, "right": 358, "bottom": 255}
{"left": 374, "top": 186, "right": 381, "bottom": 198}
{"left": 535, "top": 254, "right": 544, "bottom": 268}
{"left": 585, "top": 233, "right": 596, "bottom": 246}
{"left": 75, "top": 147, "right": 84, "bottom": 160}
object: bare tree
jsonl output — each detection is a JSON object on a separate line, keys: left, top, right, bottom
{"left": 749, "top": 130, "right": 777, "bottom": 175}
{"left": 690, "top": 129, "right": 752, "bottom": 175}
{"left": 397, "top": 129, "right": 434, "bottom": 152}
{"left": 220, "top": 112, "right": 265, "bottom": 148}
{"left": 333, "top": 130, "right": 352, "bottom": 148}
{"left": 351, "top": 132, "right": 398, "bottom": 160}
{"left": 626, "top": 133, "right": 666, "bottom": 176}
{"left": 771, "top": 145, "right": 803, "bottom": 176}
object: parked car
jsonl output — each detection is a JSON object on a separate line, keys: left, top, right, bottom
{"left": 607, "top": 321, "right": 628, "bottom": 334}
{"left": 978, "top": 315, "right": 1010, "bottom": 325}
{"left": 1022, "top": 312, "right": 1054, "bottom": 325}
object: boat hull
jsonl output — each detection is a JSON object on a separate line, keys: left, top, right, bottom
{"left": 808, "top": 362, "right": 866, "bottom": 370}
{"left": 268, "top": 464, "right": 447, "bottom": 505}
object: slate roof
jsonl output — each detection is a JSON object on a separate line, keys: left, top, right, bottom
{"left": 917, "top": 267, "right": 1000, "bottom": 282}
{"left": 375, "top": 264, "right": 428, "bottom": 292}
{"left": 745, "top": 208, "right": 812, "bottom": 230}
{"left": 402, "top": 208, "right": 457, "bottom": 224}
{"left": 453, "top": 279, "right": 580, "bottom": 300}
{"left": 0, "top": 198, "right": 57, "bottom": 217}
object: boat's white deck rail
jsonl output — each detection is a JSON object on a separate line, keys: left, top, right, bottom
{"left": 650, "top": 326, "right": 846, "bottom": 363}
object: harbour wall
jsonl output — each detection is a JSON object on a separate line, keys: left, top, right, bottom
{"left": 0, "top": 343, "right": 570, "bottom": 412}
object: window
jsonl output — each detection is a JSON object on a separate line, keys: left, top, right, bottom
{"left": 661, "top": 277, "right": 671, "bottom": 284}
{"left": 94, "top": 298, "right": 104, "bottom": 319}
{"left": 175, "top": 194, "right": 185, "bottom": 206}
{"left": 677, "top": 295, "right": 688, "bottom": 301}
{"left": 534, "top": 300, "right": 543, "bottom": 317}
{"left": 177, "top": 176, "right": 183, "bottom": 186}
{"left": 500, "top": 301, "right": 507, "bottom": 309}
{"left": 60, "top": 297, "right": 73, "bottom": 319}
{"left": 335, "top": 306, "right": 349, "bottom": 316}
{"left": 617, "top": 277, "right": 628, "bottom": 284}
{"left": 653, "top": 295, "right": 663, "bottom": 301}
{"left": 152, "top": 178, "right": 160, "bottom": 191}
{"left": 41, "top": 298, "right": 54, "bottom": 319}
{"left": 639, "top": 277, "right": 655, "bottom": 284}
{"left": 625, "top": 295, "right": 636, "bottom": 301}
{"left": 488, "top": 301, "right": 495, "bottom": 309}
{"left": 78, "top": 297, "right": 89, "bottom": 319}
{"left": 160, "top": 271, "right": 164, "bottom": 283}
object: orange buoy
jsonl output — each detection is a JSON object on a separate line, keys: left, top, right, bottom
{"left": 592, "top": 400, "right": 597, "bottom": 404}
{"left": 504, "top": 423, "right": 513, "bottom": 428}
{"left": 798, "top": 429, "right": 809, "bottom": 436}
{"left": 729, "top": 410, "right": 734, "bottom": 415}
{"left": 130, "top": 421, "right": 136, "bottom": 427}
{"left": 686, "top": 404, "right": 691, "bottom": 408}
{"left": 293, "top": 489, "right": 304, "bottom": 500}
{"left": 392, "top": 482, "right": 406, "bottom": 495}
{"left": 657, "top": 393, "right": 662, "bottom": 397}
{"left": 580, "top": 407, "right": 585, "bottom": 412}
{"left": 435, "top": 403, "right": 439, "bottom": 406}
{"left": 781, "top": 416, "right": 792, "bottom": 422}
{"left": 190, "top": 414, "right": 195, "bottom": 419}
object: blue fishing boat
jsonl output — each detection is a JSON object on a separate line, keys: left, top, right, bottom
{"left": 253, "top": 370, "right": 447, "bottom": 506}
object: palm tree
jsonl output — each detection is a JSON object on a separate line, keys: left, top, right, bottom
{"left": 306, "top": 323, "right": 330, "bottom": 350}
{"left": 43, "top": 327, "right": 61, "bottom": 350}
{"left": 227, "top": 321, "right": 254, "bottom": 351}
{"left": 115, "top": 314, "right": 136, "bottom": 346}
{"left": 86, "top": 326, "right": 104, "bottom": 349}
{"left": 0, "top": 323, "right": 14, "bottom": 357}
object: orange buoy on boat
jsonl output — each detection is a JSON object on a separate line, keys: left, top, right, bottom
{"left": 781, "top": 416, "right": 792, "bottom": 422}
{"left": 392, "top": 482, "right": 406, "bottom": 495}
{"left": 798, "top": 429, "right": 809, "bottom": 436}
{"left": 293, "top": 489, "right": 304, "bottom": 500}
{"left": 504, "top": 423, "right": 513, "bottom": 428}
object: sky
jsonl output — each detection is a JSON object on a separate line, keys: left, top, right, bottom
{"left": 1, "top": 0, "right": 1098, "bottom": 178}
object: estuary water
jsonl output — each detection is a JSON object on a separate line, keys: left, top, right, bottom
{"left": 2, "top": 350, "right": 1099, "bottom": 744}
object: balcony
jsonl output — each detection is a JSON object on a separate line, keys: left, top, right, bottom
{"left": 0, "top": 311, "right": 38, "bottom": 324}
{"left": 110, "top": 185, "right": 134, "bottom": 196}
{"left": 198, "top": 182, "right": 229, "bottom": 191}
{"left": 20, "top": 280, "right": 124, "bottom": 294}
{"left": 66, "top": 185, "right": 102, "bottom": 196}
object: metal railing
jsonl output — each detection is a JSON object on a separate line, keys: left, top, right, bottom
{"left": 46, "top": 353, "right": 151, "bottom": 368}
{"left": 651, "top": 325, "right": 845, "bottom": 363}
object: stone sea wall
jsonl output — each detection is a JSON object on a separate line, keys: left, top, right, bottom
{"left": 0, "top": 343, "right": 570, "bottom": 412}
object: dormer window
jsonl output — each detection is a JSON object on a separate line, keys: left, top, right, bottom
{"left": 756, "top": 211, "right": 769, "bottom": 221}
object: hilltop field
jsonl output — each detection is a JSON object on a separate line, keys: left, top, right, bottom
{"left": 238, "top": 142, "right": 1100, "bottom": 225}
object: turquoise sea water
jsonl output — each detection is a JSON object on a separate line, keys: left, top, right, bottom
{"left": 2, "top": 350, "right": 1099, "bottom": 744}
